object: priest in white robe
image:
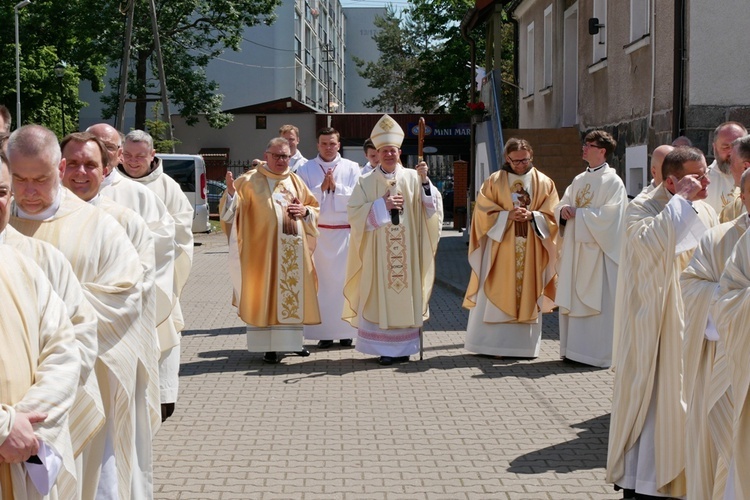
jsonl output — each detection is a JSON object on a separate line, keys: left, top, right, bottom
{"left": 712, "top": 221, "right": 750, "bottom": 500}
{"left": 120, "top": 129, "right": 193, "bottom": 420}
{"left": 607, "top": 147, "right": 717, "bottom": 498}
{"left": 0, "top": 245, "right": 80, "bottom": 500}
{"left": 280, "top": 124, "right": 307, "bottom": 173}
{"left": 361, "top": 138, "right": 379, "bottom": 175}
{"left": 555, "top": 130, "right": 626, "bottom": 368}
{"left": 7, "top": 125, "right": 145, "bottom": 500}
{"left": 88, "top": 124, "right": 178, "bottom": 387}
{"left": 680, "top": 172, "right": 750, "bottom": 499}
{"left": 297, "top": 127, "right": 360, "bottom": 348}
{"left": 704, "top": 122, "right": 746, "bottom": 215}
{"left": 343, "top": 115, "right": 441, "bottom": 366}
{"left": 636, "top": 145, "right": 673, "bottom": 199}
{"left": 61, "top": 132, "right": 160, "bottom": 498}
{"left": 717, "top": 134, "right": 750, "bottom": 223}
{"left": 1, "top": 154, "right": 95, "bottom": 499}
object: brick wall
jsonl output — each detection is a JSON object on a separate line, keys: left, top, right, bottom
{"left": 502, "top": 127, "right": 584, "bottom": 195}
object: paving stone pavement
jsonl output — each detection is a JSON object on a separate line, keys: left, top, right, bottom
{"left": 153, "top": 228, "right": 618, "bottom": 499}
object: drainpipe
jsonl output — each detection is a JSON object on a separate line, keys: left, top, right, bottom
{"left": 510, "top": 15, "right": 519, "bottom": 129}
{"left": 461, "top": 10, "right": 477, "bottom": 197}
{"left": 648, "top": 0, "right": 655, "bottom": 129}
{"left": 672, "top": 0, "right": 686, "bottom": 138}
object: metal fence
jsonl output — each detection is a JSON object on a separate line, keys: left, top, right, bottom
{"left": 207, "top": 157, "right": 456, "bottom": 221}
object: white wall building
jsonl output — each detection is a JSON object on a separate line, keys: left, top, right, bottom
{"left": 78, "top": 0, "right": 349, "bottom": 129}
{"left": 343, "top": 7, "right": 385, "bottom": 112}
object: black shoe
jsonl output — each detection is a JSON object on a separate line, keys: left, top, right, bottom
{"left": 379, "top": 356, "right": 393, "bottom": 366}
{"left": 295, "top": 348, "right": 310, "bottom": 357}
{"left": 263, "top": 352, "right": 280, "bottom": 364}
{"left": 161, "top": 403, "right": 175, "bottom": 422}
{"left": 317, "top": 340, "right": 334, "bottom": 349}
{"left": 339, "top": 338, "right": 353, "bottom": 347}
{"left": 394, "top": 356, "right": 410, "bottom": 363}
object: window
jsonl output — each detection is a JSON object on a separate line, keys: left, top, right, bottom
{"left": 630, "top": 0, "right": 649, "bottom": 41}
{"left": 543, "top": 5, "right": 553, "bottom": 89}
{"left": 526, "top": 22, "right": 535, "bottom": 97}
{"left": 593, "top": 0, "right": 607, "bottom": 63}
{"left": 625, "top": 145, "right": 648, "bottom": 197}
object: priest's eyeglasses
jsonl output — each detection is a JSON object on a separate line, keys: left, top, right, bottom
{"left": 267, "top": 153, "right": 291, "bottom": 161}
{"left": 509, "top": 158, "right": 531, "bottom": 166}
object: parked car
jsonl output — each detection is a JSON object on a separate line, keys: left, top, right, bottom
{"left": 157, "top": 153, "right": 211, "bottom": 233}
{"left": 207, "top": 179, "right": 226, "bottom": 214}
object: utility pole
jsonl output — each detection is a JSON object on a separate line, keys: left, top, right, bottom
{"left": 116, "top": 0, "right": 175, "bottom": 152}
{"left": 321, "top": 41, "right": 335, "bottom": 113}
{"left": 116, "top": 0, "right": 135, "bottom": 133}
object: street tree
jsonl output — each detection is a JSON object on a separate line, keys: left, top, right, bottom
{"left": 0, "top": 1, "right": 101, "bottom": 135}
{"left": 406, "top": 0, "right": 486, "bottom": 116}
{"left": 96, "top": 0, "right": 281, "bottom": 130}
{"left": 352, "top": 6, "right": 430, "bottom": 113}
{"left": 0, "top": 0, "right": 280, "bottom": 133}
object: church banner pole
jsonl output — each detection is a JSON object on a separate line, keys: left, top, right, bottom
{"left": 418, "top": 117, "right": 426, "bottom": 361}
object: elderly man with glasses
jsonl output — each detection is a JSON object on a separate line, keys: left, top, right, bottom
{"left": 463, "top": 137, "right": 559, "bottom": 359}
{"left": 223, "top": 137, "right": 320, "bottom": 364}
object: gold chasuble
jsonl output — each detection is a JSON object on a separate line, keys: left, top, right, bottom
{"left": 234, "top": 167, "right": 321, "bottom": 326}
{"left": 343, "top": 166, "right": 440, "bottom": 331}
{"left": 92, "top": 196, "right": 161, "bottom": 436}
{"left": 713, "top": 228, "right": 750, "bottom": 500}
{"left": 680, "top": 215, "right": 747, "bottom": 500}
{"left": 10, "top": 189, "right": 145, "bottom": 500}
{"left": 3, "top": 226, "right": 102, "bottom": 458}
{"left": 463, "top": 167, "right": 558, "bottom": 322}
{"left": 606, "top": 185, "right": 717, "bottom": 497}
{"left": 118, "top": 159, "right": 193, "bottom": 354}
{"left": 100, "top": 169, "right": 177, "bottom": 357}
{"left": 718, "top": 191, "right": 744, "bottom": 223}
{"left": 0, "top": 246, "right": 80, "bottom": 500}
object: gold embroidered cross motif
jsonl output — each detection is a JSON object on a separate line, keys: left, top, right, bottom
{"left": 380, "top": 117, "right": 395, "bottom": 131}
{"left": 575, "top": 183, "right": 594, "bottom": 208}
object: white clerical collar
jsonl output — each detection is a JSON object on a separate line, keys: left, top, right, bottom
{"left": 17, "top": 187, "right": 63, "bottom": 220}
{"left": 88, "top": 194, "right": 103, "bottom": 206}
{"left": 100, "top": 169, "right": 117, "bottom": 189}
{"left": 379, "top": 164, "right": 400, "bottom": 178}
{"left": 317, "top": 154, "right": 341, "bottom": 169}
{"left": 587, "top": 162, "right": 607, "bottom": 173}
{"left": 0, "top": 229, "right": 5, "bottom": 244}
{"left": 291, "top": 150, "right": 303, "bottom": 160}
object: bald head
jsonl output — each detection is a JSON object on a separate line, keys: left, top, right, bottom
{"left": 650, "top": 145, "right": 674, "bottom": 186}
{"left": 713, "top": 122, "right": 747, "bottom": 174}
{"left": 86, "top": 123, "right": 122, "bottom": 169}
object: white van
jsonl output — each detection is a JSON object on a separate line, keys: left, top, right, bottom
{"left": 157, "top": 153, "right": 211, "bottom": 233}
